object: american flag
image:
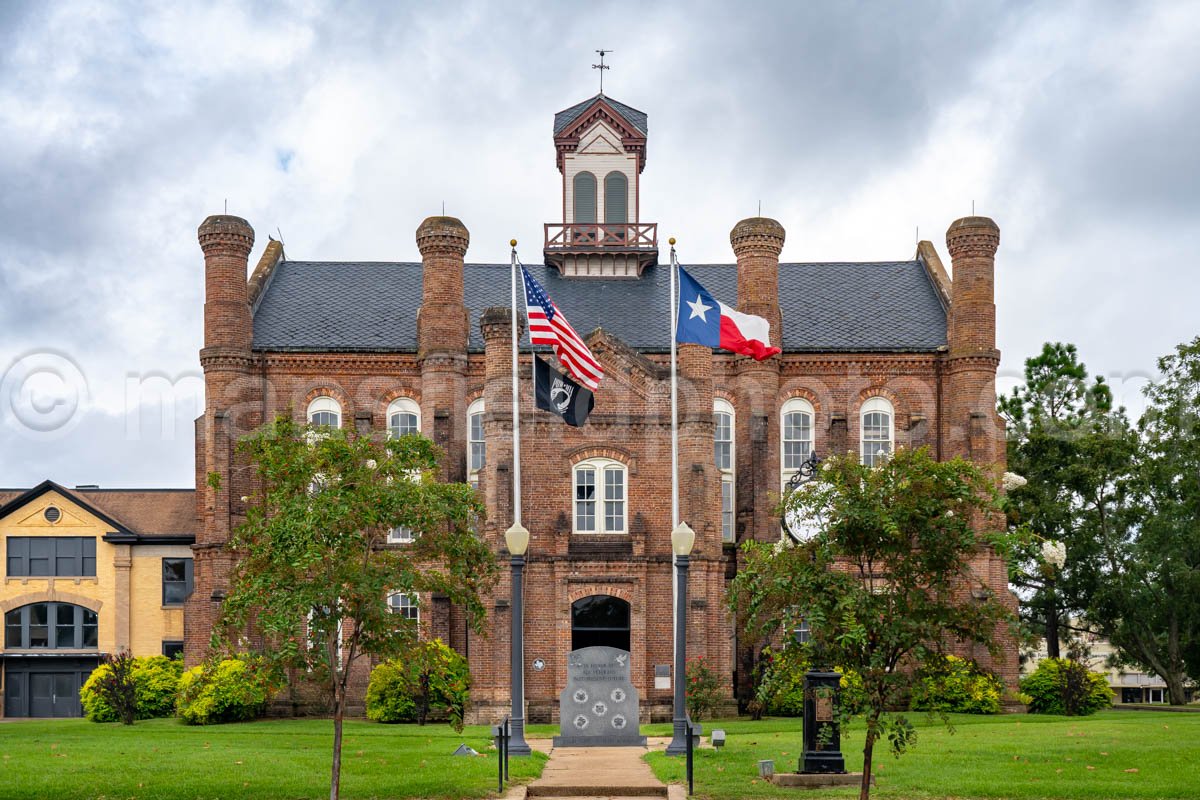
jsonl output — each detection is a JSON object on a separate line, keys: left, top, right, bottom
{"left": 522, "top": 266, "right": 603, "bottom": 391}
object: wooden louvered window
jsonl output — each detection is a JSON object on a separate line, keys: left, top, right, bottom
{"left": 573, "top": 172, "right": 597, "bottom": 224}
{"left": 604, "top": 171, "right": 628, "bottom": 224}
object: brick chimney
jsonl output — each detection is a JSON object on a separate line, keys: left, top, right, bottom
{"left": 416, "top": 216, "right": 470, "bottom": 481}
{"left": 730, "top": 216, "right": 786, "bottom": 350}
{"left": 729, "top": 217, "right": 785, "bottom": 544}
{"left": 946, "top": 216, "right": 1000, "bottom": 358}
{"left": 944, "top": 216, "right": 1003, "bottom": 465}
{"left": 192, "top": 214, "right": 257, "bottom": 669}
{"left": 199, "top": 215, "right": 255, "bottom": 354}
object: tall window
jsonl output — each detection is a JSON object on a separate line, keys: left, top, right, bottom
{"left": 573, "top": 171, "right": 597, "bottom": 223}
{"left": 387, "top": 397, "right": 420, "bottom": 439}
{"left": 781, "top": 398, "right": 815, "bottom": 489}
{"left": 467, "top": 399, "right": 485, "bottom": 489}
{"left": 714, "top": 399, "right": 735, "bottom": 543}
{"left": 307, "top": 396, "right": 341, "bottom": 429}
{"left": 7, "top": 537, "right": 96, "bottom": 577}
{"left": 5, "top": 603, "right": 97, "bottom": 649}
{"left": 604, "top": 171, "right": 628, "bottom": 224}
{"left": 574, "top": 458, "right": 626, "bottom": 534}
{"left": 162, "top": 558, "right": 194, "bottom": 606}
{"left": 860, "top": 396, "right": 894, "bottom": 467}
{"left": 388, "top": 592, "right": 419, "bottom": 622}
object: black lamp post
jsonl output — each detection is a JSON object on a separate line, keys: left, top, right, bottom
{"left": 505, "top": 522, "right": 532, "bottom": 756}
{"left": 665, "top": 520, "right": 696, "bottom": 756}
{"left": 780, "top": 451, "right": 846, "bottom": 775}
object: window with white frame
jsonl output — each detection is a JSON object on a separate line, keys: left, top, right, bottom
{"left": 306, "top": 605, "right": 344, "bottom": 666}
{"left": 781, "top": 397, "right": 815, "bottom": 489}
{"left": 860, "top": 396, "right": 894, "bottom": 467}
{"left": 307, "top": 396, "right": 341, "bottom": 429}
{"left": 714, "top": 399, "right": 735, "bottom": 543}
{"left": 574, "top": 458, "right": 626, "bottom": 534}
{"left": 387, "top": 526, "right": 416, "bottom": 544}
{"left": 387, "top": 397, "right": 420, "bottom": 439}
{"left": 467, "top": 399, "right": 485, "bottom": 488}
{"left": 388, "top": 592, "right": 419, "bottom": 622}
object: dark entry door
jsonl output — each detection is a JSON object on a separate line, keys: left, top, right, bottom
{"left": 571, "top": 595, "right": 631, "bottom": 652}
{"left": 28, "top": 672, "right": 81, "bottom": 718}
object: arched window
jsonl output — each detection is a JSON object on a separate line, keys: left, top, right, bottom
{"left": 4, "top": 603, "right": 97, "bottom": 649}
{"left": 781, "top": 397, "right": 815, "bottom": 489}
{"left": 574, "top": 458, "right": 626, "bottom": 534}
{"left": 604, "top": 171, "right": 628, "bottom": 224}
{"left": 307, "top": 396, "right": 341, "bottom": 429}
{"left": 387, "top": 397, "right": 420, "bottom": 439}
{"left": 714, "top": 399, "right": 735, "bottom": 543}
{"left": 860, "top": 396, "right": 894, "bottom": 467}
{"left": 571, "top": 595, "right": 630, "bottom": 651}
{"left": 467, "top": 398, "right": 485, "bottom": 489}
{"left": 573, "top": 172, "right": 597, "bottom": 224}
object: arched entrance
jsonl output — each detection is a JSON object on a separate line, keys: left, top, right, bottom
{"left": 571, "top": 595, "right": 630, "bottom": 652}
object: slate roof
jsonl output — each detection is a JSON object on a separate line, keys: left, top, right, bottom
{"left": 554, "top": 93, "right": 648, "bottom": 136}
{"left": 251, "top": 259, "right": 947, "bottom": 354}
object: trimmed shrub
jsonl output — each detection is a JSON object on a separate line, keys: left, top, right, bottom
{"left": 81, "top": 654, "right": 184, "bottom": 723}
{"left": 1021, "top": 658, "right": 1113, "bottom": 716}
{"left": 755, "top": 645, "right": 809, "bottom": 717}
{"left": 366, "top": 639, "right": 470, "bottom": 731}
{"left": 176, "top": 657, "right": 277, "bottom": 725}
{"left": 685, "top": 657, "right": 724, "bottom": 721}
{"left": 754, "top": 645, "right": 867, "bottom": 718}
{"left": 910, "top": 655, "right": 1002, "bottom": 714}
{"left": 837, "top": 666, "right": 868, "bottom": 716}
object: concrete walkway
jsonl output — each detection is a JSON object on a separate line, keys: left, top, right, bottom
{"left": 509, "top": 739, "right": 683, "bottom": 800}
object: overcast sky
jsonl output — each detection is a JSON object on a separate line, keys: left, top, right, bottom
{"left": 1, "top": 0, "right": 1197, "bottom": 488}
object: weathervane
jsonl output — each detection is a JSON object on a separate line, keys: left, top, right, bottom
{"left": 593, "top": 49, "right": 612, "bottom": 94}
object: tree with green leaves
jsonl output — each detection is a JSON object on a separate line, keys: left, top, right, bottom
{"left": 728, "top": 447, "right": 1015, "bottom": 800}
{"left": 1087, "top": 337, "right": 1200, "bottom": 704}
{"left": 998, "top": 342, "right": 1124, "bottom": 658}
{"left": 212, "top": 415, "right": 497, "bottom": 800}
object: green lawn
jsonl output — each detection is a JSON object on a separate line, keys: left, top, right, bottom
{"left": 0, "top": 717, "right": 547, "bottom": 800}
{"left": 645, "top": 711, "right": 1200, "bottom": 800}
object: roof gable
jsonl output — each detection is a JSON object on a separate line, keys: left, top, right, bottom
{"left": 0, "top": 481, "right": 130, "bottom": 534}
{"left": 0, "top": 481, "right": 196, "bottom": 542}
{"left": 554, "top": 94, "right": 648, "bottom": 136}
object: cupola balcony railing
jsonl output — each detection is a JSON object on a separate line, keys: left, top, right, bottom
{"left": 544, "top": 222, "right": 658, "bottom": 251}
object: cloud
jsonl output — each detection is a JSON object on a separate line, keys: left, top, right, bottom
{"left": 1, "top": 0, "right": 1196, "bottom": 486}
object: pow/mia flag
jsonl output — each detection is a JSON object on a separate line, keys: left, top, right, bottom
{"left": 534, "top": 355, "right": 594, "bottom": 427}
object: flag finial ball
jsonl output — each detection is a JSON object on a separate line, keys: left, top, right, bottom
{"left": 510, "top": 239, "right": 518, "bottom": 247}
{"left": 669, "top": 237, "right": 676, "bottom": 246}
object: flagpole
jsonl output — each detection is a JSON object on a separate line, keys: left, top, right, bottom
{"left": 506, "top": 240, "right": 532, "bottom": 756}
{"left": 670, "top": 242, "right": 679, "bottom": 529}
{"left": 510, "top": 243, "right": 522, "bottom": 527}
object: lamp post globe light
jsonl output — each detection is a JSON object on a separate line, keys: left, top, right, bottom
{"left": 665, "top": 521, "right": 696, "bottom": 756}
{"left": 505, "top": 522, "right": 532, "bottom": 756}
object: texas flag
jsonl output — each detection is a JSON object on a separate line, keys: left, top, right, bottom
{"left": 675, "top": 265, "right": 781, "bottom": 360}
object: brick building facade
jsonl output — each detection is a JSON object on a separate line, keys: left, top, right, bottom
{"left": 189, "top": 92, "right": 1017, "bottom": 722}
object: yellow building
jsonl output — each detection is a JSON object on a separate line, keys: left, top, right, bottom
{"left": 0, "top": 481, "right": 195, "bottom": 718}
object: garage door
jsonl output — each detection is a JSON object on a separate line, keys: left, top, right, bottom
{"left": 3, "top": 657, "right": 95, "bottom": 718}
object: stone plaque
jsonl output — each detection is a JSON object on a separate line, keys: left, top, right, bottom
{"left": 815, "top": 694, "right": 833, "bottom": 722}
{"left": 552, "top": 646, "right": 646, "bottom": 747}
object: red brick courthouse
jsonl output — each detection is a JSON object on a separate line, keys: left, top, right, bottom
{"left": 189, "top": 92, "right": 1017, "bottom": 722}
